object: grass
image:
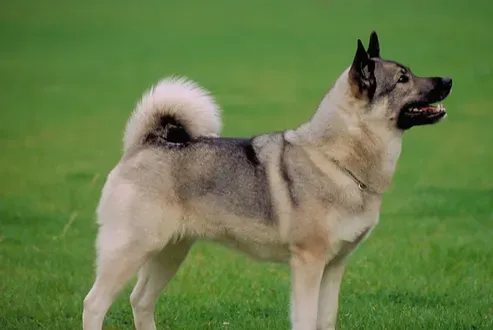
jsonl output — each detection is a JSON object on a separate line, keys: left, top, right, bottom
{"left": 1, "top": 0, "right": 492, "bottom": 329}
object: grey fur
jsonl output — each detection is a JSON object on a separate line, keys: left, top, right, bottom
{"left": 173, "top": 137, "right": 275, "bottom": 223}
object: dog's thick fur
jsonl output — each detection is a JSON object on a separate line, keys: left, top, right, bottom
{"left": 83, "top": 32, "right": 452, "bottom": 330}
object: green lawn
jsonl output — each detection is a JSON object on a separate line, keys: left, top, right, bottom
{"left": 1, "top": 0, "right": 492, "bottom": 329}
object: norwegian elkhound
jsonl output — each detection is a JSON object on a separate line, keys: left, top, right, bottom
{"left": 83, "top": 31, "right": 452, "bottom": 330}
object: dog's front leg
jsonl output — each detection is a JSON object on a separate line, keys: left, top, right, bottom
{"left": 315, "top": 260, "right": 346, "bottom": 330}
{"left": 290, "top": 245, "right": 326, "bottom": 330}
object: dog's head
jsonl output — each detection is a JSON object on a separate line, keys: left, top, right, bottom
{"left": 348, "top": 31, "right": 452, "bottom": 130}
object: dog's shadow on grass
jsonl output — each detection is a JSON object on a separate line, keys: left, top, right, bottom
{"left": 363, "top": 290, "right": 457, "bottom": 308}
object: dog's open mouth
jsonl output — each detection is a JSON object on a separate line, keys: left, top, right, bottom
{"left": 397, "top": 103, "right": 447, "bottom": 129}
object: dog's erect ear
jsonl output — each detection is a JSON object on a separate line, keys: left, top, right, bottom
{"left": 349, "top": 39, "right": 372, "bottom": 84}
{"left": 367, "top": 31, "right": 380, "bottom": 58}
{"left": 349, "top": 39, "right": 376, "bottom": 99}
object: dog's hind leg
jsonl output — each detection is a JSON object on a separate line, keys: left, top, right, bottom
{"left": 130, "top": 239, "right": 194, "bottom": 330}
{"left": 83, "top": 225, "right": 159, "bottom": 330}
{"left": 83, "top": 184, "right": 178, "bottom": 330}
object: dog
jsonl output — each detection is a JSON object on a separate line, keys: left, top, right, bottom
{"left": 83, "top": 31, "right": 452, "bottom": 330}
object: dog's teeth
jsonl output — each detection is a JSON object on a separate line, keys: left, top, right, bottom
{"left": 409, "top": 107, "right": 424, "bottom": 113}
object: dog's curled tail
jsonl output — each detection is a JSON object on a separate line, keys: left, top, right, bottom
{"left": 123, "top": 76, "right": 222, "bottom": 154}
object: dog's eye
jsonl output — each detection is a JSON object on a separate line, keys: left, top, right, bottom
{"left": 397, "top": 75, "right": 409, "bottom": 83}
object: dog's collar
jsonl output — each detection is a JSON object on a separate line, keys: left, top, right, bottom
{"left": 330, "top": 158, "right": 380, "bottom": 195}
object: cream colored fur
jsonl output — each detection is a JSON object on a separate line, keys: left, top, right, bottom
{"left": 123, "top": 76, "right": 222, "bottom": 154}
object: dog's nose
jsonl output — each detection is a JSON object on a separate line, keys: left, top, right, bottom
{"left": 442, "top": 77, "right": 452, "bottom": 87}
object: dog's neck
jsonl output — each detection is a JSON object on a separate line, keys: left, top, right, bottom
{"left": 286, "top": 69, "right": 403, "bottom": 193}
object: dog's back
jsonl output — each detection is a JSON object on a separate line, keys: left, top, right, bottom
{"left": 96, "top": 78, "right": 292, "bottom": 255}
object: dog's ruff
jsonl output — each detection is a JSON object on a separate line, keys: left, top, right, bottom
{"left": 83, "top": 31, "right": 451, "bottom": 330}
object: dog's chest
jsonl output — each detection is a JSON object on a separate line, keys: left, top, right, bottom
{"left": 329, "top": 209, "right": 379, "bottom": 257}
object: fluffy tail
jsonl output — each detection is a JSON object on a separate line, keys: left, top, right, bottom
{"left": 123, "top": 76, "right": 222, "bottom": 154}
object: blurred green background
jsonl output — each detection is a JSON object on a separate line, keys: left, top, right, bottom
{"left": 1, "top": 0, "right": 492, "bottom": 329}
